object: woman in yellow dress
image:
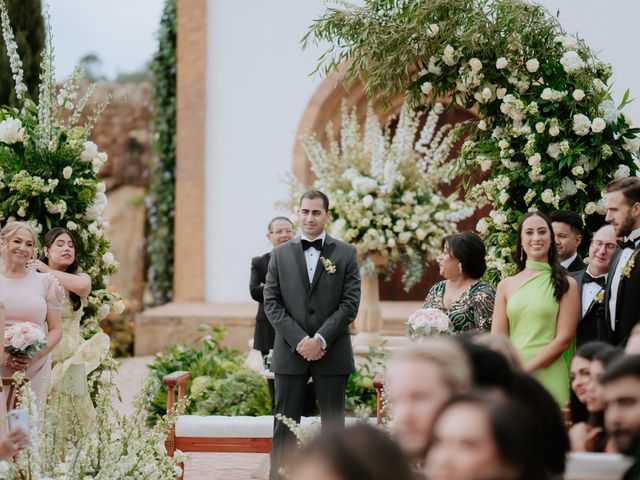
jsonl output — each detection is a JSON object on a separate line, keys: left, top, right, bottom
{"left": 32, "top": 227, "right": 110, "bottom": 438}
{"left": 492, "top": 211, "right": 579, "bottom": 405}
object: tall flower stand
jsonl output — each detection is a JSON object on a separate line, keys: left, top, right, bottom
{"left": 352, "top": 272, "right": 384, "bottom": 353}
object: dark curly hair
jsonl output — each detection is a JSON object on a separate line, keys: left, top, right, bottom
{"left": 515, "top": 211, "right": 569, "bottom": 301}
{"left": 39, "top": 227, "right": 81, "bottom": 311}
{"left": 442, "top": 231, "right": 487, "bottom": 279}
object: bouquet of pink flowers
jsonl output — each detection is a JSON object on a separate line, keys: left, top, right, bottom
{"left": 407, "top": 308, "right": 450, "bottom": 339}
{"left": 4, "top": 322, "right": 47, "bottom": 358}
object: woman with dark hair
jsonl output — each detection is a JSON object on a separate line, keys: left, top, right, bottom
{"left": 570, "top": 341, "right": 611, "bottom": 424}
{"left": 570, "top": 346, "right": 623, "bottom": 452}
{"left": 425, "top": 393, "right": 551, "bottom": 480}
{"left": 492, "top": 211, "right": 579, "bottom": 405}
{"left": 31, "top": 227, "right": 110, "bottom": 438}
{"left": 288, "top": 424, "right": 414, "bottom": 480}
{"left": 423, "top": 232, "right": 495, "bottom": 332}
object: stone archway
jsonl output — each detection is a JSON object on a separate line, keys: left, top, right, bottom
{"left": 292, "top": 72, "right": 487, "bottom": 300}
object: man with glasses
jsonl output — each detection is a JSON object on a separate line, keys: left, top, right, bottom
{"left": 571, "top": 225, "right": 617, "bottom": 346}
{"left": 250, "top": 216, "right": 295, "bottom": 409}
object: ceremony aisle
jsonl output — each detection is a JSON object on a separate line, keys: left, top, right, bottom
{"left": 114, "top": 356, "right": 269, "bottom": 480}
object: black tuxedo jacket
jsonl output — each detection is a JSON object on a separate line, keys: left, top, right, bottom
{"left": 571, "top": 269, "right": 607, "bottom": 347}
{"left": 567, "top": 255, "right": 587, "bottom": 273}
{"left": 250, "top": 252, "right": 275, "bottom": 354}
{"left": 264, "top": 234, "right": 360, "bottom": 375}
{"left": 604, "top": 246, "right": 640, "bottom": 346}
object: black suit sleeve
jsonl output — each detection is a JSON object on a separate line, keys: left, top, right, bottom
{"left": 264, "top": 249, "right": 309, "bottom": 351}
{"left": 249, "top": 256, "right": 264, "bottom": 303}
{"left": 317, "top": 245, "right": 361, "bottom": 348}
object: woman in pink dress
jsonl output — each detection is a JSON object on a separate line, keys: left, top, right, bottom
{"left": 0, "top": 222, "right": 64, "bottom": 409}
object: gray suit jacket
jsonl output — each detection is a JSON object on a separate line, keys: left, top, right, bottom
{"left": 264, "top": 234, "right": 360, "bottom": 375}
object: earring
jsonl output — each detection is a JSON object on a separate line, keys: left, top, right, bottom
{"left": 520, "top": 250, "right": 524, "bottom": 262}
{"left": 458, "top": 263, "right": 463, "bottom": 274}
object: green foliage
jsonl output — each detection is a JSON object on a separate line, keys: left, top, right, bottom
{"left": 145, "top": 326, "right": 271, "bottom": 424}
{"left": 0, "top": 0, "right": 43, "bottom": 107}
{"left": 345, "top": 344, "right": 386, "bottom": 414}
{"left": 306, "top": 0, "right": 640, "bottom": 282}
{"left": 146, "top": 0, "right": 176, "bottom": 305}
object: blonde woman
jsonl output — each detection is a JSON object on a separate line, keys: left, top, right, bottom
{"left": 0, "top": 222, "right": 64, "bottom": 408}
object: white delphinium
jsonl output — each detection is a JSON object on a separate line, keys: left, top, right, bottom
{"left": 0, "top": 0, "right": 27, "bottom": 99}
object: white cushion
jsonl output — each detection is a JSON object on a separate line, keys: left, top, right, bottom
{"left": 174, "top": 415, "right": 374, "bottom": 438}
{"left": 565, "top": 452, "right": 633, "bottom": 480}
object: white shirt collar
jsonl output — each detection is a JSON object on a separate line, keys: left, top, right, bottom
{"left": 300, "top": 231, "right": 327, "bottom": 244}
{"left": 627, "top": 227, "right": 640, "bottom": 243}
{"left": 585, "top": 265, "right": 607, "bottom": 280}
{"left": 560, "top": 251, "right": 578, "bottom": 269}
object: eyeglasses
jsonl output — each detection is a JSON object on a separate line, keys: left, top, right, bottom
{"left": 591, "top": 240, "right": 617, "bottom": 252}
{"left": 270, "top": 229, "right": 294, "bottom": 235}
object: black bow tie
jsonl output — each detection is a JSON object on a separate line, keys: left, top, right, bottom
{"left": 302, "top": 239, "right": 323, "bottom": 251}
{"left": 618, "top": 238, "right": 638, "bottom": 250}
{"left": 584, "top": 272, "right": 606, "bottom": 288}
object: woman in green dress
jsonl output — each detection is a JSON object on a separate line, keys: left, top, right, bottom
{"left": 492, "top": 211, "right": 579, "bottom": 405}
{"left": 423, "top": 232, "right": 495, "bottom": 332}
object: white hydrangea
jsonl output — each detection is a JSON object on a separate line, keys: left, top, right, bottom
{"left": 525, "top": 58, "right": 539, "bottom": 73}
{"left": 81, "top": 141, "right": 99, "bottom": 162}
{"left": 614, "top": 164, "right": 631, "bottom": 180}
{"left": 541, "top": 189, "right": 554, "bottom": 204}
{"left": 541, "top": 88, "right": 567, "bottom": 102}
{"left": 599, "top": 99, "right": 619, "bottom": 124}
{"left": 572, "top": 89, "right": 585, "bottom": 101}
{"left": 572, "top": 114, "right": 591, "bottom": 136}
{"left": 498, "top": 191, "right": 509, "bottom": 204}
{"left": 558, "top": 35, "right": 579, "bottom": 51}
{"left": 489, "top": 210, "right": 507, "bottom": 226}
{"left": 560, "top": 51, "right": 585, "bottom": 73}
{"left": 373, "top": 198, "right": 385, "bottom": 214}
{"left": 546, "top": 142, "right": 561, "bottom": 159}
{"left": 591, "top": 117, "right": 606, "bottom": 133}
{"left": 476, "top": 218, "right": 489, "bottom": 234}
{"left": 398, "top": 231, "right": 412, "bottom": 244}
{"left": 0, "top": 117, "right": 26, "bottom": 144}
{"left": 496, "top": 57, "right": 508, "bottom": 69}
{"left": 352, "top": 176, "right": 378, "bottom": 194}
{"left": 561, "top": 178, "right": 578, "bottom": 197}
{"left": 102, "top": 251, "right": 116, "bottom": 266}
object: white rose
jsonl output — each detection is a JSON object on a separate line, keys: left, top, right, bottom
{"left": 560, "top": 51, "right": 585, "bottom": 73}
{"left": 496, "top": 57, "right": 508, "bottom": 69}
{"left": 102, "top": 252, "right": 116, "bottom": 265}
{"left": 541, "top": 189, "right": 554, "bottom": 204}
{"left": 17, "top": 206, "right": 26, "bottom": 217}
{"left": 420, "top": 81, "right": 433, "bottom": 96}
{"left": 528, "top": 153, "right": 541, "bottom": 166}
{"left": 498, "top": 191, "right": 509, "bottom": 203}
{"left": 398, "top": 232, "right": 412, "bottom": 244}
{"left": 480, "top": 158, "right": 492, "bottom": 172}
{"left": 572, "top": 89, "right": 585, "bottom": 101}
{"left": 81, "top": 141, "right": 99, "bottom": 162}
{"left": 496, "top": 88, "right": 507, "bottom": 100}
{"left": 373, "top": 199, "right": 385, "bottom": 214}
{"left": 62, "top": 166, "right": 73, "bottom": 179}
{"left": 476, "top": 218, "right": 489, "bottom": 234}
{"left": 585, "top": 202, "right": 598, "bottom": 215}
{"left": 96, "top": 182, "right": 106, "bottom": 193}
{"left": 362, "top": 194, "right": 374, "bottom": 208}
{"left": 481, "top": 87, "right": 492, "bottom": 101}
{"left": 571, "top": 165, "right": 584, "bottom": 176}
{"left": 547, "top": 142, "right": 561, "bottom": 159}
{"left": 387, "top": 238, "right": 396, "bottom": 248}
{"left": 0, "top": 118, "right": 26, "bottom": 144}
{"left": 469, "top": 58, "right": 483, "bottom": 72}
{"left": 416, "top": 228, "right": 427, "bottom": 240}
{"left": 560, "top": 35, "right": 578, "bottom": 51}
{"left": 549, "top": 124, "right": 560, "bottom": 137}
{"left": 592, "top": 78, "right": 606, "bottom": 93}
{"left": 535, "top": 122, "right": 545, "bottom": 133}
{"left": 624, "top": 137, "right": 640, "bottom": 153}
{"left": 478, "top": 120, "right": 487, "bottom": 131}
{"left": 66, "top": 221, "right": 78, "bottom": 231}
{"left": 498, "top": 139, "right": 509, "bottom": 150}
{"left": 591, "top": 117, "right": 606, "bottom": 133}
{"left": 525, "top": 58, "right": 539, "bottom": 73}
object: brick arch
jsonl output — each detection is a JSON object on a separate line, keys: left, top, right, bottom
{"left": 292, "top": 73, "right": 486, "bottom": 300}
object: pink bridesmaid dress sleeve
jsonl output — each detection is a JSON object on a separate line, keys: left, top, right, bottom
{"left": 43, "top": 273, "right": 65, "bottom": 309}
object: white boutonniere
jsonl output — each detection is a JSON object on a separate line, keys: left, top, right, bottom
{"left": 320, "top": 257, "right": 336, "bottom": 274}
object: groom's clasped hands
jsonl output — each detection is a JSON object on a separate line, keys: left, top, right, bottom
{"left": 296, "top": 337, "right": 325, "bottom": 361}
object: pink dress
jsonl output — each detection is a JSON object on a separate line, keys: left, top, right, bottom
{"left": 0, "top": 271, "right": 65, "bottom": 411}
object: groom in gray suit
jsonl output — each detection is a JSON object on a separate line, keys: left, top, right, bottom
{"left": 264, "top": 190, "right": 361, "bottom": 479}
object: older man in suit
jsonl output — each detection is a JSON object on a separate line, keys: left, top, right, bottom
{"left": 604, "top": 177, "right": 640, "bottom": 346}
{"left": 264, "top": 190, "right": 360, "bottom": 480}
{"left": 571, "top": 225, "right": 617, "bottom": 347}
{"left": 250, "top": 216, "right": 294, "bottom": 407}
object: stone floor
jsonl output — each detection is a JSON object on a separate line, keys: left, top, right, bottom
{"left": 114, "top": 356, "right": 269, "bottom": 480}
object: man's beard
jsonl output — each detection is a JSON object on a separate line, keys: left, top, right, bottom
{"left": 617, "top": 212, "right": 636, "bottom": 238}
{"left": 611, "top": 428, "right": 640, "bottom": 455}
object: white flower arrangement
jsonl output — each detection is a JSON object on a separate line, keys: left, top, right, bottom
{"left": 406, "top": 308, "right": 450, "bottom": 339}
{"left": 294, "top": 102, "right": 474, "bottom": 289}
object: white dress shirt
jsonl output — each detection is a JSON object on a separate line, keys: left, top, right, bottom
{"left": 300, "top": 231, "right": 327, "bottom": 349}
{"left": 561, "top": 252, "right": 578, "bottom": 270}
{"left": 609, "top": 227, "right": 640, "bottom": 329}
{"left": 581, "top": 267, "right": 607, "bottom": 319}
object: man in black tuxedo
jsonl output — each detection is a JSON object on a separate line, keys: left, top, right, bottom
{"left": 264, "top": 190, "right": 360, "bottom": 480}
{"left": 604, "top": 177, "right": 640, "bottom": 346}
{"left": 551, "top": 210, "right": 586, "bottom": 272}
{"left": 571, "top": 225, "right": 617, "bottom": 347}
{"left": 250, "top": 216, "right": 294, "bottom": 407}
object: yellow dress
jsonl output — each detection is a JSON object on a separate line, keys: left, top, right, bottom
{"left": 49, "top": 297, "right": 110, "bottom": 438}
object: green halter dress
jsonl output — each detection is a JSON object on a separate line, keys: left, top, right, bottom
{"left": 506, "top": 260, "right": 569, "bottom": 405}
